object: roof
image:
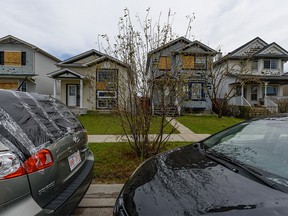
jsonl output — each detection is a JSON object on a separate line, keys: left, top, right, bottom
{"left": 0, "top": 35, "right": 61, "bottom": 62}
{"left": 148, "top": 36, "right": 193, "bottom": 56}
{"left": 176, "top": 40, "right": 218, "bottom": 55}
{"left": 47, "top": 68, "right": 85, "bottom": 79}
{"left": 214, "top": 37, "right": 288, "bottom": 64}
{"left": 57, "top": 49, "right": 127, "bottom": 68}
{"left": 57, "top": 49, "right": 105, "bottom": 65}
{"left": 229, "top": 74, "right": 288, "bottom": 84}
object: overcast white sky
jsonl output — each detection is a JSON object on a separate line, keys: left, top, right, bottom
{"left": 1, "top": 0, "right": 288, "bottom": 67}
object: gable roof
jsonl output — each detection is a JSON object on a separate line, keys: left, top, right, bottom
{"left": 58, "top": 49, "right": 128, "bottom": 68}
{"left": 83, "top": 55, "right": 128, "bottom": 68}
{"left": 47, "top": 68, "right": 85, "bottom": 79}
{"left": 229, "top": 37, "right": 268, "bottom": 57}
{"left": 215, "top": 37, "right": 288, "bottom": 65}
{"left": 58, "top": 49, "right": 105, "bottom": 65}
{"left": 253, "top": 42, "right": 288, "bottom": 58}
{"left": 176, "top": 40, "right": 218, "bottom": 55}
{"left": 148, "top": 36, "right": 193, "bottom": 55}
{"left": 0, "top": 35, "right": 60, "bottom": 62}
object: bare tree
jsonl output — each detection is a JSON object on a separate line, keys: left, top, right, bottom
{"left": 98, "top": 8, "right": 194, "bottom": 159}
{"left": 204, "top": 56, "right": 261, "bottom": 118}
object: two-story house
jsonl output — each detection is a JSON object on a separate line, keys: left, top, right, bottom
{"left": 0, "top": 35, "right": 60, "bottom": 95}
{"left": 147, "top": 37, "right": 217, "bottom": 115}
{"left": 214, "top": 37, "right": 288, "bottom": 113}
{"left": 47, "top": 49, "right": 129, "bottom": 113}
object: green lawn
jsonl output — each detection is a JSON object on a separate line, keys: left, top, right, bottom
{"left": 78, "top": 114, "right": 179, "bottom": 135}
{"left": 90, "top": 142, "right": 190, "bottom": 183}
{"left": 176, "top": 115, "right": 244, "bottom": 134}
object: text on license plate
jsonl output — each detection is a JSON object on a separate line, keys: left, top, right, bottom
{"left": 68, "top": 150, "right": 81, "bottom": 171}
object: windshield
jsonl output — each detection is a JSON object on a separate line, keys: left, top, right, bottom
{"left": 203, "top": 117, "right": 288, "bottom": 186}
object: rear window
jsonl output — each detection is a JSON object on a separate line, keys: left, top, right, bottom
{"left": 0, "top": 90, "right": 83, "bottom": 158}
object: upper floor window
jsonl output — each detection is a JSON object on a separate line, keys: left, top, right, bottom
{"left": 97, "top": 69, "right": 117, "bottom": 82}
{"left": 158, "top": 56, "right": 171, "bottom": 70}
{"left": 195, "top": 56, "right": 207, "bottom": 69}
{"left": 96, "top": 69, "right": 118, "bottom": 90}
{"left": 264, "top": 59, "right": 278, "bottom": 69}
{"left": 182, "top": 55, "right": 195, "bottom": 69}
{"left": 182, "top": 55, "right": 207, "bottom": 70}
{"left": 0, "top": 51, "right": 26, "bottom": 66}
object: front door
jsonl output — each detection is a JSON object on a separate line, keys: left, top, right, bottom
{"left": 67, "top": 85, "right": 77, "bottom": 106}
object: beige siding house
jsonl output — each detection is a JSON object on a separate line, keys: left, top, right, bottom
{"left": 48, "top": 49, "right": 129, "bottom": 113}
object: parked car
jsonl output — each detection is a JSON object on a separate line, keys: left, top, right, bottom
{"left": 0, "top": 90, "right": 94, "bottom": 215}
{"left": 114, "top": 115, "right": 288, "bottom": 216}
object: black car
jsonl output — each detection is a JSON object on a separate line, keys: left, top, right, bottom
{"left": 114, "top": 115, "right": 288, "bottom": 216}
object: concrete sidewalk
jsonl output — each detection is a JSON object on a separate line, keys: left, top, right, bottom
{"left": 88, "top": 118, "right": 210, "bottom": 143}
{"left": 77, "top": 184, "right": 123, "bottom": 208}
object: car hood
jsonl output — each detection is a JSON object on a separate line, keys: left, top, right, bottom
{"left": 120, "top": 144, "right": 288, "bottom": 216}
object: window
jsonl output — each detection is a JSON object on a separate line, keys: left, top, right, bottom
{"left": 0, "top": 51, "right": 26, "bottom": 66}
{"left": 97, "top": 98, "right": 117, "bottom": 109}
{"left": 251, "top": 85, "right": 258, "bottom": 100}
{"left": 263, "top": 85, "right": 278, "bottom": 97}
{"left": 158, "top": 56, "right": 171, "bottom": 70}
{"left": 264, "top": 59, "right": 278, "bottom": 69}
{"left": 97, "top": 70, "right": 117, "bottom": 82}
{"left": 252, "top": 60, "right": 258, "bottom": 70}
{"left": 182, "top": 55, "right": 207, "bottom": 70}
{"left": 182, "top": 55, "right": 194, "bottom": 69}
{"left": 21, "top": 82, "right": 27, "bottom": 92}
{"left": 187, "top": 82, "right": 204, "bottom": 100}
{"left": 97, "top": 91, "right": 117, "bottom": 98}
{"left": 235, "top": 85, "right": 241, "bottom": 96}
{"left": 195, "top": 56, "right": 207, "bottom": 69}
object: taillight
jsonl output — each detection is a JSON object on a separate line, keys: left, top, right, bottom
{"left": 24, "top": 149, "right": 53, "bottom": 174}
{"left": 0, "top": 149, "right": 54, "bottom": 180}
{"left": 0, "top": 152, "right": 26, "bottom": 179}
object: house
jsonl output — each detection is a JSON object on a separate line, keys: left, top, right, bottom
{"left": 214, "top": 37, "right": 288, "bottom": 113}
{"left": 147, "top": 37, "right": 217, "bottom": 115}
{"left": 0, "top": 35, "right": 60, "bottom": 94}
{"left": 47, "top": 49, "right": 129, "bottom": 113}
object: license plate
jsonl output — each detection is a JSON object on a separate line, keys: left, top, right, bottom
{"left": 68, "top": 150, "right": 81, "bottom": 171}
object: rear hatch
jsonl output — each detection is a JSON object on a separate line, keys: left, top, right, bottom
{"left": 0, "top": 90, "right": 90, "bottom": 207}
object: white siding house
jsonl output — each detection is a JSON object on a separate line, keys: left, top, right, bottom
{"left": 0, "top": 35, "right": 60, "bottom": 95}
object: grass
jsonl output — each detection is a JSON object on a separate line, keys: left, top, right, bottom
{"left": 176, "top": 115, "right": 244, "bottom": 134}
{"left": 90, "top": 142, "right": 191, "bottom": 183}
{"left": 78, "top": 114, "right": 179, "bottom": 135}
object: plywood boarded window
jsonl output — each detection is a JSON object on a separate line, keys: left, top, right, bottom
{"left": 4, "top": 52, "right": 22, "bottom": 66}
{"left": 182, "top": 56, "right": 194, "bottom": 69}
{"left": 0, "top": 81, "right": 18, "bottom": 90}
{"left": 158, "top": 56, "right": 171, "bottom": 70}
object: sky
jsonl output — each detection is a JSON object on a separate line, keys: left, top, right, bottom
{"left": 1, "top": 0, "right": 288, "bottom": 67}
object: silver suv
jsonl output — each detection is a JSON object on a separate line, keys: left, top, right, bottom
{"left": 0, "top": 90, "right": 94, "bottom": 215}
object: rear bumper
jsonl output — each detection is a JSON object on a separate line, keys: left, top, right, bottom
{"left": 39, "top": 150, "right": 94, "bottom": 215}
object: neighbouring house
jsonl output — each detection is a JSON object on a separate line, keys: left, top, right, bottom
{"left": 214, "top": 37, "right": 288, "bottom": 114}
{"left": 0, "top": 35, "right": 60, "bottom": 95}
{"left": 47, "top": 49, "right": 129, "bottom": 113}
{"left": 147, "top": 37, "right": 217, "bottom": 115}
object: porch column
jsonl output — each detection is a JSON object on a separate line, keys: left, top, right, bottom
{"left": 241, "top": 84, "right": 244, "bottom": 106}
{"left": 53, "top": 79, "right": 57, "bottom": 98}
{"left": 80, "top": 79, "right": 83, "bottom": 108}
{"left": 264, "top": 82, "right": 268, "bottom": 107}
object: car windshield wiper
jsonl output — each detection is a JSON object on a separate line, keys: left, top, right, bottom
{"left": 204, "top": 149, "right": 281, "bottom": 191}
